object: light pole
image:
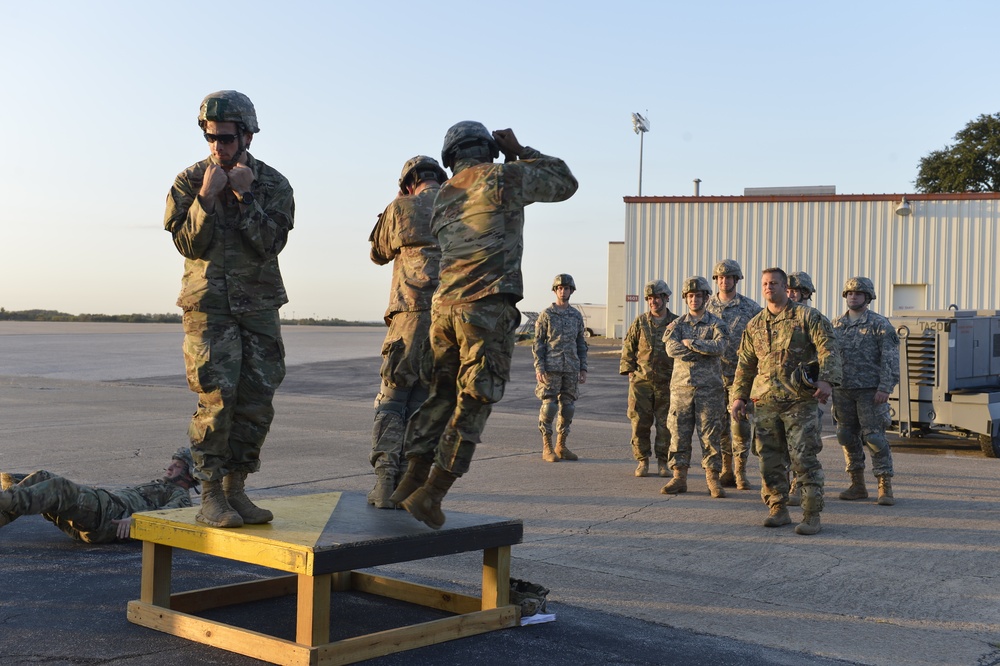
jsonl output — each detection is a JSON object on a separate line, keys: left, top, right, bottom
{"left": 632, "top": 112, "right": 650, "bottom": 195}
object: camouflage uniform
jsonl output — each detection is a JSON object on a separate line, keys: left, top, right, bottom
{"left": 533, "top": 304, "right": 588, "bottom": 439}
{"left": 706, "top": 293, "right": 762, "bottom": 462}
{"left": 663, "top": 311, "right": 730, "bottom": 471}
{"left": 620, "top": 310, "right": 678, "bottom": 463}
{"left": 368, "top": 185, "right": 441, "bottom": 475}
{"left": 403, "top": 147, "right": 578, "bottom": 475}
{"left": 832, "top": 309, "right": 899, "bottom": 477}
{"left": 0, "top": 471, "right": 191, "bottom": 543}
{"left": 164, "top": 153, "right": 294, "bottom": 481}
{"left": 731, "top": 301, "right": 842, "bottom": 514}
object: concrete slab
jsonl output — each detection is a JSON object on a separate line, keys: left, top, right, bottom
{"left": 1, "top": 324, "right": 999, "bottom": 665}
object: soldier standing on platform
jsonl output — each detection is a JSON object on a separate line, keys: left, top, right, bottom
{"left": 661, "top": 277, "right": 730, "bottom": 497}
{"left": 620, "top": 280, "right": 678, "bottom": 478}
{"left": 164, "top": 90, "right": 294, "bottom": 528}
{"left": 833, "top": 277, "right": 900, "bottom": 506}
{"left": 390, "top": 121, "right": 578, "bottom": 530}
{"left": 706, "top": 259, "right": 762, "bottom": 490}
{"left": 731, "top": 268, "right": 842, "bottom": 535}
{"left": 367, "top": 156, "right": 446, "bottom": 509}
{"left": 532, "top": 274, "right": 588, "bottom": 463}
{"left": 0, "top": 449, "right": 197, "bottom": 543}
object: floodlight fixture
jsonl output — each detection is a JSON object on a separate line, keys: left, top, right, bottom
{"left": 632, "top": 112, "right": 650, "bottom": 195}
{"left": 895, "top": 197, "right": 912, "bottom": 217}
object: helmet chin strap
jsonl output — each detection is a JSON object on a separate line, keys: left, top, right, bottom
{"left": 211, "top": 132, "right": 248, "bottom": 169}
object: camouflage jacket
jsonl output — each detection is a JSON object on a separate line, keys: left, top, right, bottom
{"left": 663, "top": 311, "right": 729, "bottom": 388}
{"left": 833, "top": 309, "right": 900, "bottom": 393}
{"left": 111, "top": 479, "right": 193, "bottom": 515}
{"left": 706, "top": 293, "right": 762, "bottom": 382}
{"left": 731, "top": 301, "right": 842, "bottom": 404}
{"left": 431, "top": 148, "right": 578, "bottom": 307}
{"left": 620, "top": 310, "right": 678, "bottom": 383}
{"left": 164, "top": 153, "right": 295, "bottom": 314}
{"left": 533, "top": 304, "right": 588, "bottom": 374}
{"left": 369, "top": 186, "right": 441, "bottom": 322}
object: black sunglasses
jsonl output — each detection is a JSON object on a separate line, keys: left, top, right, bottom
{"left": 203, "top": 133, "right": 239, "bottom": 145}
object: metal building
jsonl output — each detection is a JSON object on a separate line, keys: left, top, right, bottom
{"left": 620, "top": 191, "right": 1000, "bottom": 324}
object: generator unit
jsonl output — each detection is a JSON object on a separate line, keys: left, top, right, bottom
{"left": 889, "top": 310, "right": 1000, "bottom": 457}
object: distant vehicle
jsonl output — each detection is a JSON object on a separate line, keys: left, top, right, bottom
{"left": 889, "top": 309, "right": 1000, "bottom": 457}
{"left": 572, "top": 303, "right": 607, "bottom": 338}
{"left": 516, "top": 312, "right": 538, "bottom": 341}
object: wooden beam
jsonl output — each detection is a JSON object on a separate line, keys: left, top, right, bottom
{"left": 170, "top": 575, "right": 298, "bottom": 614}
{"left": 482, "top": 545, "right": 511, "bottom": 609}
{"left": 297, "top": 573, "right": 331, "bottom": 646}
{"left": 140, "top": 542, "right": 172, "bottom": 607}
{"left": 349, "top": 572, "right": 481, "bottom": 615}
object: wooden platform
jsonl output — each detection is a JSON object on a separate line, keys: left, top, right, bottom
{"left": 126, "top": 491, "right": 524, "bottom": 665}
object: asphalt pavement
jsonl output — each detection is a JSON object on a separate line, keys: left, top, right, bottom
{"left": 1, "top": 324, "right": 999, "bottom": 666}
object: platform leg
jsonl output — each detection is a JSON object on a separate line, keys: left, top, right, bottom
{"left": 296, "top": 573, "right": 331, "bottom": 646}
{"left": 140, "top": 541, "right": 173, "bottom": 608}
{"left": 482, "top": 545, "right": 511, "bottom": 610}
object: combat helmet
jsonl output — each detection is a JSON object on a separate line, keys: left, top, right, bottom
{"left": 441, "top": 121, "right": 499, "bottom": 170}
{"left": 552, "top": 274, "right": 577, "bottom": 291}
{"left": 790, "top": 361, "right": 820, "bottom": 395}
{"left": 682, "top": 276, "right": 713, "bottom": 297}
{"left": 842, "top": 276, "right": 876, "bottom": 301}
{"left": 644, "top": 279, "right": 672, "bottom": 298}
{"left": 712, "top": 259, "right": 744, "bottom": 280}
{"left": 171, "top": 447, "right": 199, "bottom": 487}
{"left": 198, "top": 90, "right": 259, "bottom": 133}
{"left": 788, "top": 271, "right": 816, "bottom": 298}
{"left": 398, "top": 155, "right": 447, "bottom": 194}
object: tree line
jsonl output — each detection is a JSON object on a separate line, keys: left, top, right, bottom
{"left": 0, "top": 308, "right": 379, "bottom": 327}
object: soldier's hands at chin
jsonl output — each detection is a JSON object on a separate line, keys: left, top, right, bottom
{"left": 813, "top": 381, "right": 833, "bottom": 404}
{"left": 200, "top": 164, "right": 229, "bottom": 200}
{"left": 492, "top": 129, "right": 523, "bottom": 161}
{"left": 227, "top": 163, "right": 255, "bottom": 194}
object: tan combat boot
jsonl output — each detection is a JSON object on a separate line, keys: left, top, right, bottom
{"left": 197, "top": 479, "right": 244, "bottom": 528}
{"left": 876, "top": 476, "right": 895, "bottom": 506}
{"left": 795, "top": 511, "right": 821, "bottom": 535}
{"left": 542, "top": 434, "right": 559, "bottom": 463}
{"left": 223, "top": 471, "right": 273, "bottom": 524}
{"left": 839, "top": 469, "right": 869, "bottom": 501}
{"left": 389, "top": 456, "right": 433, "bottom": 505}
{"left": 719, "top": 453, "right": 736, "bottom": 488}
{"left": 400, "top": 465, "right": 458, "bottom": 530}
{"left": 0, "top": 473, "right": 26, "bottom": 491}
{"left": 734, "top": 457, "right": 752, "bottom": 490}
{"left": 705, "top": 468, "right": 727, "bottom": 498}
{"left": 659, "top": 466, "right": 688, "bottom": 494}
{"left": 635, "top": 458, "right": 649, "bottom": 477}
{"left": 555, "top": 434, "right": 578, "bottom": 461}
{"left": 367, "top": 467, "right": 396, "bottom": 509}
{"left": 763, "top": 504, "right": 791, "bottom": 527}
{"left": 657, "top": 459, "right": 669, "bottom": 477}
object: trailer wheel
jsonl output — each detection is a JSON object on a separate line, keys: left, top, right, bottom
{"left": 584, "top": 328, "right": 594, "bottom": 338}
{"left": 979, "top": 434, "right": 1000, "bottom": 458}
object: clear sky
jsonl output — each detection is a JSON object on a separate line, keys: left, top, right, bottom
{"left": 2, "top": 1, "right": 997, "bottom": 321}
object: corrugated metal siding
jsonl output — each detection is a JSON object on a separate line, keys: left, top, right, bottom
{"left": 623, "top": 198, "right": 1000, "bottom": 325}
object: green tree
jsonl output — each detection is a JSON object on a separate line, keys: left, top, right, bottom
{"left": 916, "top": 113, "right": 1000, "bottom": 193}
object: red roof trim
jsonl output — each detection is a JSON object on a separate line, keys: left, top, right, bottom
{"left": 623, "top": 193, "right": 1000, "bottom": 204}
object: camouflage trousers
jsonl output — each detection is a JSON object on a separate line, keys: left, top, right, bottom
{"left": 667, "top": 385, "right": 726, "bottom": 471}
{"left": 832, "top": 388, "right": 894, "bottom": 477}
{"left": 1, "top": 471, "right": 123, "bottom": 543}
{"left": 183, "top": 309, "right": 286, "bottom": 482}
{"left": 536, "top": 371, "right": 580, "bottom": 438}
{"left": 403, "top": 296, "right": 520, "bottom": 476}
{"left": 627, "top": 378, "right": 671, "bottom": 462}
{"left": 371, "top": 310, "right": 433, "bottom": 472}
{"left": 754, "top": 400, "right": 825, "bottom": 513}
{"left": 720, "top": 377, "right": 752, "bottom": 460}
